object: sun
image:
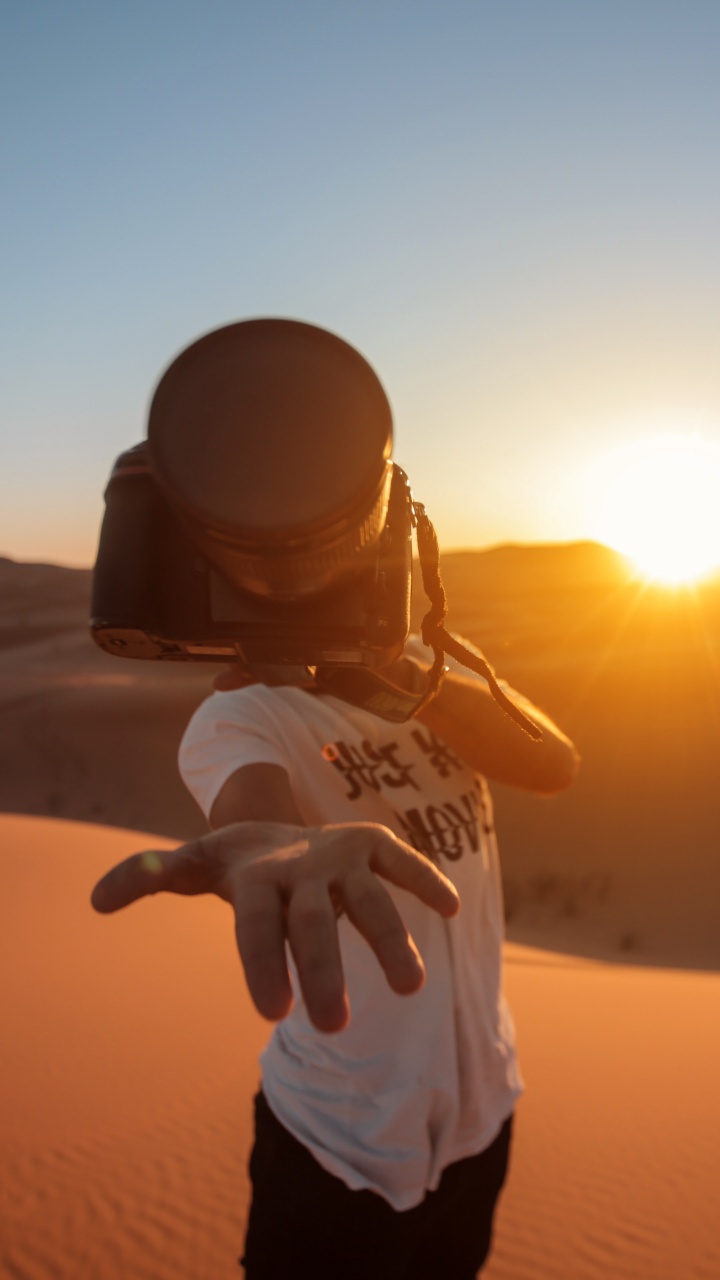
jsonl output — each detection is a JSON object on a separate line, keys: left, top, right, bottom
{"left": 591, "top": 434, "right": 720, "bottom": 585}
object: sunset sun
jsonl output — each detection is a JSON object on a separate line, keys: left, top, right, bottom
{"left": 591, "top": 435, "right": 720, "bottom": 585}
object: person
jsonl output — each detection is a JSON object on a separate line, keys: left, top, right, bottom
{"left": 92, "top": 637, "right": 579, "bottom": 1279}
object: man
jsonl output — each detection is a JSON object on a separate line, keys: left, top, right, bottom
{"left": 92, "top": 641, "right": 578, "bottom": 1278}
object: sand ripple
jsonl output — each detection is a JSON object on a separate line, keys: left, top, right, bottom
{"left": 2, "top": 817, "right": 719, "bottom": 1280}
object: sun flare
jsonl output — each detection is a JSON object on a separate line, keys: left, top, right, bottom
{"left": 591, "top": 434, "right": 720, "bottom": 585}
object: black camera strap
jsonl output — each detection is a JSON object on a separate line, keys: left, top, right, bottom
{"left": 412, "top": 503, "right": 542, "bottom": 739}
{"left": 317, "top": 503, "right": 542, "bottom": 739}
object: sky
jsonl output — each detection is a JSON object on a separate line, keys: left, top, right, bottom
{"left": 2, "top": 0, "right": 720, "bottom": 567}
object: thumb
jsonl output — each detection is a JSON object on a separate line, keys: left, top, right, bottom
{"left": 91, "top": 840, "right": 216, "bottom": 913}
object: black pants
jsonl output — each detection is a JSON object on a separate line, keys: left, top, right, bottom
{"left": 241, "top": 1092, "right": 512, "bottom": 1280}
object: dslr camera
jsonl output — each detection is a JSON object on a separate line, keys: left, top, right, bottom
{"left": 92, "top": 318, "right": 541, "bottom": 735}
{"left": 91, "top": 319, "right": 420, "bottom": 717}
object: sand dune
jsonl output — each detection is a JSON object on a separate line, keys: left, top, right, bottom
{"left": 2, "top": 815, "right": 266, "bottom": 1280}
{"left": 2, "top": 548, "right": 720, "bottom": 970}
{"left": 2, "top": 815, "right": 719, "bottom": 1280}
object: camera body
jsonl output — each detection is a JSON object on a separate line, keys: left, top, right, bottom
{"left": 91, "top": 442, "right": 413, "bottom": 670}
{"left": 91, "top": 318, "right": 416, "bottom": 682}
{"left": 90, "top": 320, "right": 538, "bottom": 732}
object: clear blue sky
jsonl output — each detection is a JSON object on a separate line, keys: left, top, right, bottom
{"left": 2, "top": 0, "right": 720, "bottom": 565}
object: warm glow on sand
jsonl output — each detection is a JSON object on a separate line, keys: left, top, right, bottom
{"left": 592, "top": 435, "right": 720, "bottom": 585}
{"left": 3, "top": 818, "right": 720, "bottom": 1280}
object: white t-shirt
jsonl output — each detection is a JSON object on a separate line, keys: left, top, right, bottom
{"left": 179, "top": 675, "right": 523, "bottom": 1211}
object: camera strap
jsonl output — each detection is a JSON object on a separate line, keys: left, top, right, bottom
{"left": 316, "top": 504, "right": 542, "bottom": 738}
{"left": 412, "top": 502, "right": 542, "bottom": 739}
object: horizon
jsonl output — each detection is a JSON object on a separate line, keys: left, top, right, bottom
{"left": 12, "top": 535, "right": 720, "bottom": 604}
{"left": 0, "top": 534, "right": 643, "bottom": 575}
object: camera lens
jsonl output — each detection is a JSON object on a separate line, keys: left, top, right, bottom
{"left": 147, "top": 319, "right": 394, "bottom": 600}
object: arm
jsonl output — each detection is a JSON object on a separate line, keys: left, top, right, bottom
{"left": 209, "top": 760, "right": 304, "bottom": 827}
{"left": 417, "top": 671, "right": 579, "bottom": 793}
{"left": 387, "top": 653, "right": 579, "bottom": 793}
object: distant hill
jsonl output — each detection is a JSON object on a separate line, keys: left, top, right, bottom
{"left": 2, "top": 545, "right": 719, "bottom": 969}
{"left": 439, "top": 539, "right": 633, "bottom": 590}
{"left": 0, "top": 557, "right": 92, "bottom": 648}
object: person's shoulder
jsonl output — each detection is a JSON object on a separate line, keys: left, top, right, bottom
{"left": 183, "top": 682, "right": 283, "bottom": 733}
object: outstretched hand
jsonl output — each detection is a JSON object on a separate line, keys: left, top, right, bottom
{"left": 91, "top": 822, "right": 460, "bottom": 1033}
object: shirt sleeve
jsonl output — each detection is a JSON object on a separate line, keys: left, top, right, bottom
{"left": 178, "top": 688, "right": 289, "bottom": 820}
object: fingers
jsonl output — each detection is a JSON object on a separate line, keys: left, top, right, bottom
{"left": 368, "top": 831, "right": 460, "bottom": 918}
{"left": 91, "top": 822, "right": 460, "bottom": 1037}
{"left": 90, "top": 840, "right": 216, "bottom": 913}
{"left": 287, "top": 880, "right": 349, "bottom": 1033}
{"left": 342, "top": 866, "right": 425, "bottom": 995}
{"left": 234, "top": 882, "right": 293, "bottom": 1024}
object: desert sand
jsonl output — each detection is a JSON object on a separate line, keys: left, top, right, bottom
{"left": 2, "top": 548, "right": 719, "bottom": 969}
{"left": 2, "top": 549, "right": 720, "bottom": 1277}
{"left": 2, "top": 814, "right": 719, "bottom": 1280}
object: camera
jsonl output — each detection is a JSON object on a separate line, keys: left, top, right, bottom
{"left": 91, "top": 317, "right": 542, "bottom": 735}
{"left": 91, "top": 319, "right": 413, "bottom": 676}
